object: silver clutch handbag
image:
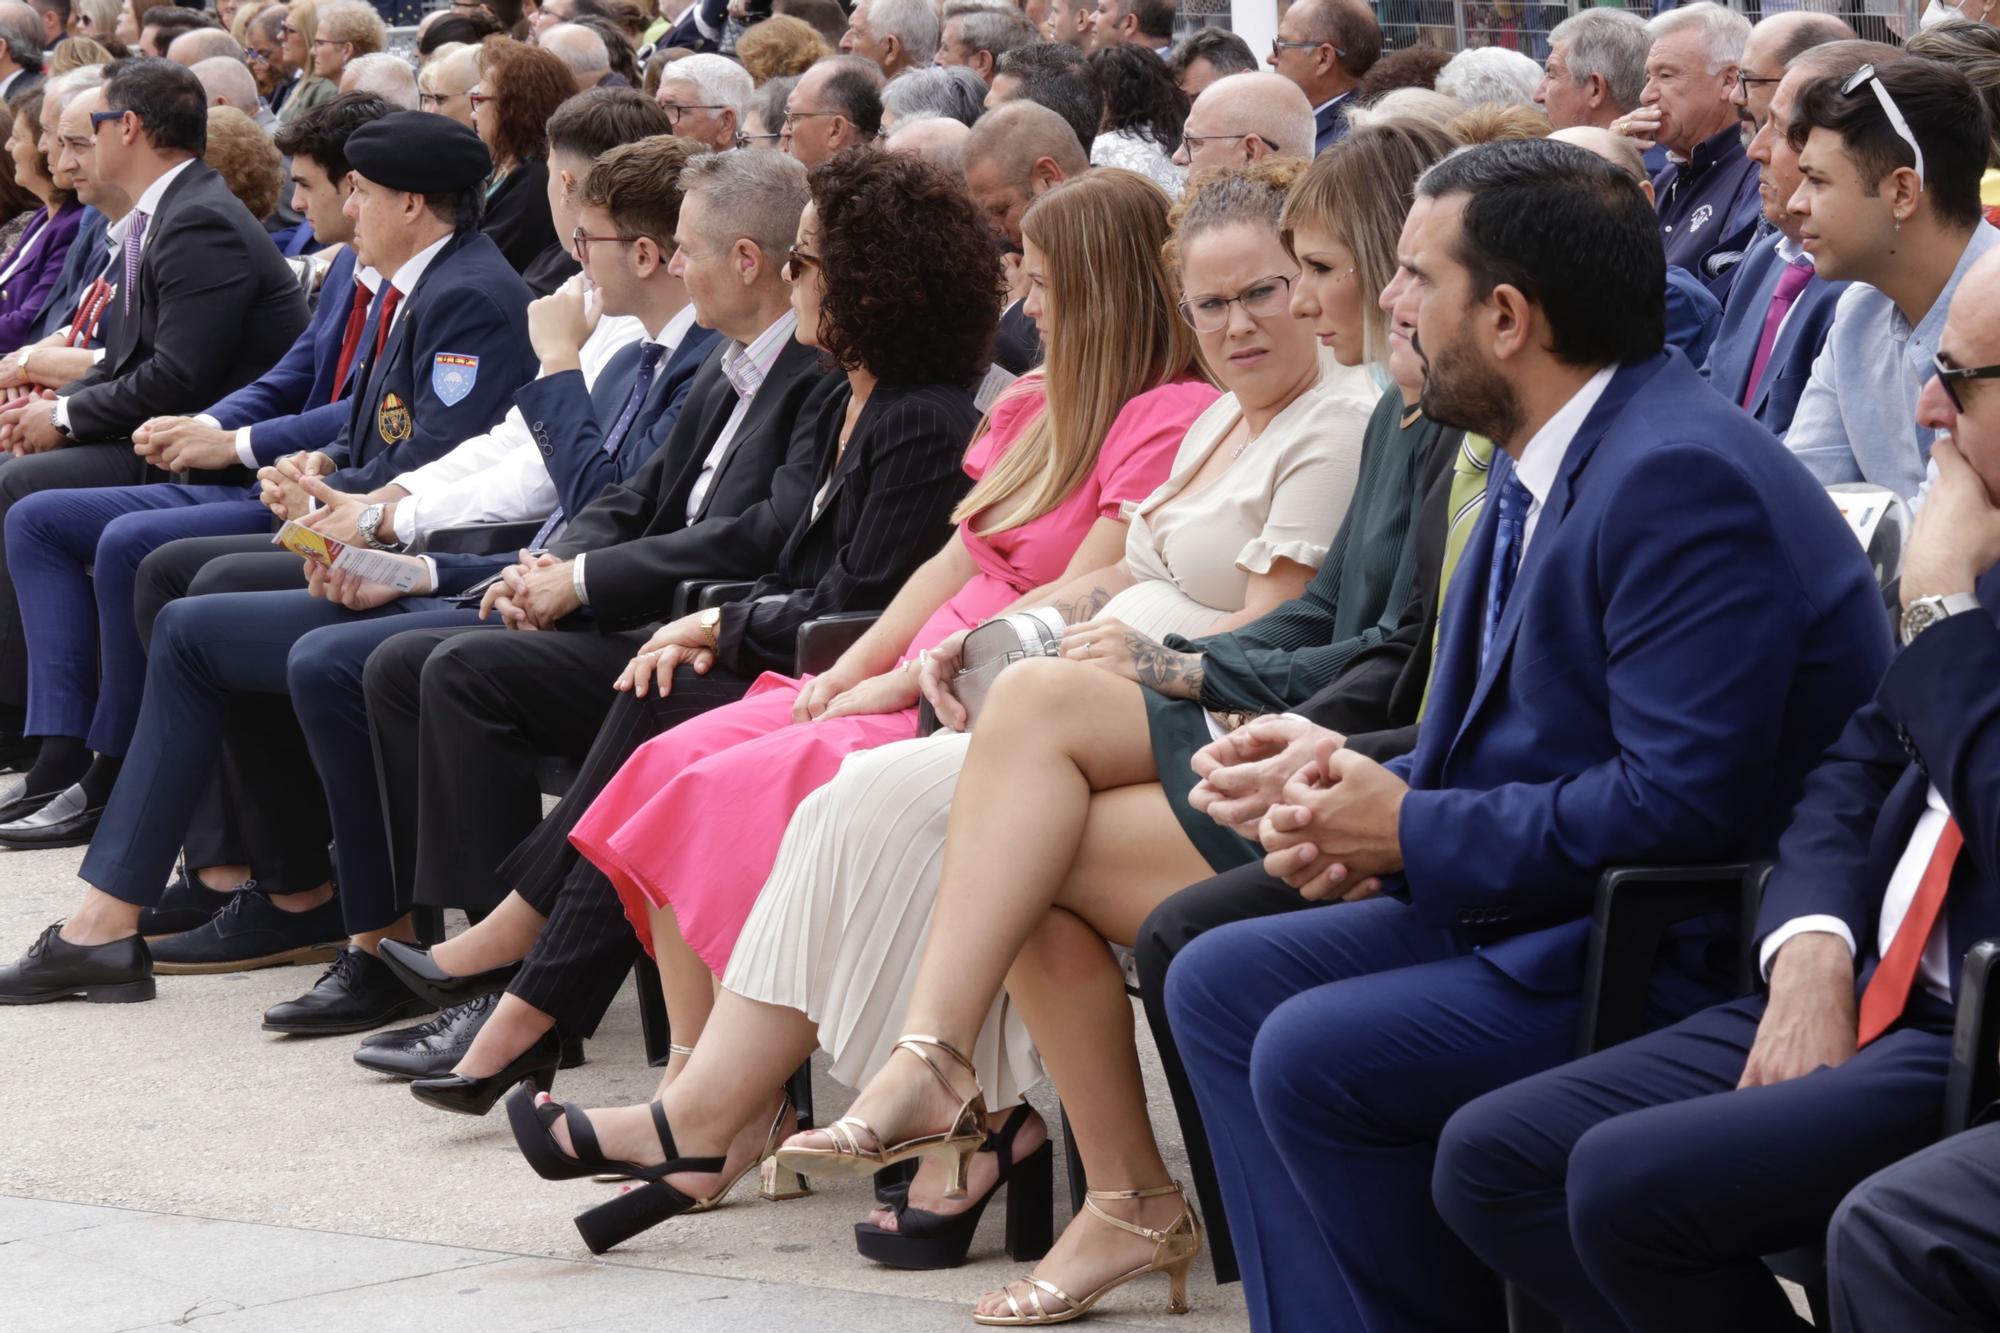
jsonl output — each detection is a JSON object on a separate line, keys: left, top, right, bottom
{"left": 919, "top": 607, "right": 1067, "bottom": 734}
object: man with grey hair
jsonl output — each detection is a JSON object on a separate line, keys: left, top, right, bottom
{"left": 18, "top": 68, "right": 116, "bottom": 347}
{"left": 165, "top": 27, "right": 246, "bottom": 67}
{"left": 539, "top": 21, "right": 612, "bottom": 91}
{"left": 936, "top": 0, "right": 1034, "bottom": 85}
{"left": 887, "top": 112, "right": 969, "bottom": 173}
{"left": 881, "top": 65, "right": 986, "bottom": 131}
{"left": 656, "top": 52, "right": 752, "bottom": 153}
{"left": 191, "top": 55, "right": 268, "bottom": 123}
{"left": 0, "top": 1, "right": 43, "bottom": 100}
{"left": 1435, "top": 45, "right": 1545, "bottom": 110}
{"left": 1536, "top": 8, "right": 1649, "bottom": 133}
{"left": 1624, "top": 0, "right": 1760, "bottom": 285}
{"left": 840, "top": 0, "right": 939, "bottom": 78}
{"left": 1171, "top": 69, "right": 1315, "bottom": 170}
{"left": 340, "top": 52, "right": 418, "bottom": 110}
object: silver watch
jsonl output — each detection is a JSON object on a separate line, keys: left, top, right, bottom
{"left": 357, "top": 502, "right": 395, "bottom": 550}
{"left": 47, "top": 402, "right": 66, "bottom": 437}
{"left": 1900, "top": 592, "right": 1980, "bottom": 647}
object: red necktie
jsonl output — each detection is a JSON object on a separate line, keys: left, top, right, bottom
{"left": 1742, "top": 258, "right": 1814, "bottom": 409}
{"left": 370, "top": 284, "right": 403, "bottom": 364}
{"left": 327, "top": 279, "right": 374, "bottom": 405}
{"left": 1856, "top": 817, "right": 1963, "bottom": 1047}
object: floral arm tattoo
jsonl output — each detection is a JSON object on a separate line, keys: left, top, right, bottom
{"left": 1126, "top": 630, "right": 1204, "bottom": 700}
{"left": 1051, "top": 585, "right": 1113, "bottom": 624}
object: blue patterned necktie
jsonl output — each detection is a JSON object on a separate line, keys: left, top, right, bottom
{"left": 1481, "top": 472, "right": 1534, "bottom": 670}
{"left": 121, "top": 210, "right": 148, "bottom": 313}
{"left": 527, "top": 341, "right": 667, "bottom": 549}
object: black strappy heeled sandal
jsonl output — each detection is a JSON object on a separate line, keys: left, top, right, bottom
{"left": 504, "top": 1081, "right": 808, "bottom": 1253}
{"left": 853, "top": 1104, "right": 1054, "bottom": 1271}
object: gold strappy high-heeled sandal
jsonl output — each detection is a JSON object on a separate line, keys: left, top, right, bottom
{"left": 972, "top": 1182, "right": 1201, "bottom": 1326}
{"left": 773, "top": 1034, "right": 987, "bottom": 1197}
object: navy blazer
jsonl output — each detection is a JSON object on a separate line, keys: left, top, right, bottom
{"left": 508, "top": 322, "right": 721, "bottom": 521}
{"left": 1700, "top": 230, "right": 1848, "bottom": 437}
{"left": 1754, "top": 566, "right": 2000, "bottom": 997}
{"left": 205, "top": 246, "right": 363, "bottom": 464}
{"left": 1313, "top": 94, "right": 1352, "bottom": 156}
{"left": 1385, "top": 353, "right": 1893, "bottom": 991}
{"left": 325, "top": 229, "right": 536, "bottom": 494}
{"left": 20, "top": 205, "right": 106, "bottom": 349}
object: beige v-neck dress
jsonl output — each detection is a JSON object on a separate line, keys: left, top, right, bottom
{"left": 721, "top": 359, "right": 1379, "bottom": 1103}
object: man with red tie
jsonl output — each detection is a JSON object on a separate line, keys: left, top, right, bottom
{"left": 0, "top": 93, "right": 395, "bottom": 849}
{"left": 1432, "top": 246, "right": 2000, "bottom": 1332}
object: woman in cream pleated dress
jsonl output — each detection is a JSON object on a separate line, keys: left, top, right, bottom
{"left": 509, "top": 161, "right": 1380, "bottom": 1266}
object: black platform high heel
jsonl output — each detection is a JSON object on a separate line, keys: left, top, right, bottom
{"left": 853, "top": 1104, "right": 1055, "bottom": 1271}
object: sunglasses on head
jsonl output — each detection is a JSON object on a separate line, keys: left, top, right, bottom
{"left": 1841, "top": 64, "right": 1927, "bottom": 189}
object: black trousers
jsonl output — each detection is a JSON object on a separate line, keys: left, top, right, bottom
{"left": 1829, "top": 1120, "right": 2000, "bottom": 1333}
{"left": 134, "top": 534, "right": 332, "bottom": 891}
{"left": 0, "top": 445, "right": 151, "bottom": 709}
{"left": 1134, "top": 862, "right": 1326, "bottom": 1288}
{"left": 361, "top": 620, "right": 646, "bottom": 915}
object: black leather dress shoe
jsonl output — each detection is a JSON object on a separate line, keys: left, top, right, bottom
{"left": 355, "top": 993, "right": 586, "bottom": 1079}
{"left": 150, "top": 890, "right": 346, "bottom": 975}
{"left": 0, "top": 923, "right": 154, "bottom": 1005}
{"left": 263, "top": 945, "right": 434, "bottom": 1035}
{"left": 0, "top": 784, "right": 104, "bottom": 849}
{"left": 138, "top": 870, "right": 252, "bottom": 938}
{"left": 409, "top": 1026, "right": 564, "bottom": 1115}
{"left": 0, "top": 779, "right": 64, "bottom": 826}
{"left": 378, "top": 937, "right": 520, "bottom": 1010}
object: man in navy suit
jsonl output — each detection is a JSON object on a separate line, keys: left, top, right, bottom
{"left": 0, "top": 94, "right": 392, "bottom": 841}
{"left": 1700, "top": 40, "right": 1875, "bottom": 434}
{"left": 1436, "top": 244, "right": 2000, "bottom": 1333}
{"left": 1162, "top": 140, "right": 1892, "bottom": 1333}
{"left": 1264, "top": 0, "right": 1377, "bottom": 155}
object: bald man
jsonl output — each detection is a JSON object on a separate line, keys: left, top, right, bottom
{"left": 1172, "top": 70, "right": 1317, "bottom": 170}
{"left": 1553, "top": 123, "right": 1725, "bottom": 367}
{"left": 540, "top": 21, "right": 613, "bottom": 91}
{"left": 886, "top": 114, "right": 970, "bottom": 174}
{"left": 1734, "top": 10, "right": 1853, "bottom": 132}
{"left": 964, "top": 101, "right": 1084, "bottom": 375}
{"left": 192, "top": 54, "right": 264, "bottom": 120}
{"left": 166, "top": 27, "right": 245, "bottom": 67}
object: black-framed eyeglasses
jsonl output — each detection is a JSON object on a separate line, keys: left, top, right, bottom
{"left": 1842, "top": 63, "right": 1926, "bottom": 188}
{"left": 1933, "top": 350, "right": 2000, "bottom": 412}
{"left": 571, "top": 227, "right": 645, "bottom": 262}
{"left": 781, "top": 109, "right": 841, "bottom": 128}
{"left": 661, "top": 102, "right": 725, "bottom": 126}
{"left": 1735, "top": 68, "right": 1782, "bottom": 97}
{"left": 1272, "top": 36, "right": 1342, "bottom": 56}
{"left": 88, "top": 108, "right": 128, "bottom": 133}
{"left": 1178, "top": 273, "right": 1296, "bottom": 333}
{"left": 782, "top": 245, "right": 819, "bottom": 283}
{"left": 1179, "top": 130, "right": 1279, "bottom": 154}
{"left": 735, "top": 131, "right": 781, "bottom": 149}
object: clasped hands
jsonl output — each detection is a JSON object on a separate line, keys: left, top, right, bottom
{"left": 1189, "top": 713, "right": 1407, "bottom": 902}
{"left": 614, "top": 611, "right": 721, "bottom": 697}
{"left": 133, "top": 415, "right": 242, "bottom": 473}
{"left": 0, "top": 387, "right": 56, "bottom": 454}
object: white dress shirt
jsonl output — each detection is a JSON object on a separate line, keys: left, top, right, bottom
{"left": 1760, "top": 784, "right": 1957, "bottom": 1003}
{"left": 54, "top": 159, "right": 198, "bottom": 432}
{"left": 1509, "top": 365, "right": 1615, "bottom": 557}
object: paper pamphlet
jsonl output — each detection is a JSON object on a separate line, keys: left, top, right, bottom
{"left": 272, "top": 520, "right": 425, "bottom": 593}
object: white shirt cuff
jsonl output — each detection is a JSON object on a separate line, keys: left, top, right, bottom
{"left": 1758, "top": 916, "right": 1857, "bottom": 982}
{"left": 419, "top": 554, "right": 437, "bottom": 592}
{"left": 53, "top": 395, "right": 69, "bottom": 431}
{"left": 571, "top": 551, "right": 589, "bottom": 606}
{"left": 234, "top": 426, "right": 256, "bottom": 468}
{"left": 90, "top": 347, "right": 105, "bottom": 364}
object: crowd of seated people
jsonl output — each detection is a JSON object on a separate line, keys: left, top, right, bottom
{"left": 4, "top": 3, "right": 2000, "bottom": 1330}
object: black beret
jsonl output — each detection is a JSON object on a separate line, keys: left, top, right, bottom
{"left": 345, "top": 111, "right": 493, "bottom": 193}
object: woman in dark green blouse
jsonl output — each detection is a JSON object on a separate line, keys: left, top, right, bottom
{"left": 798, "top": 121, "right": 1464, "bottom": 1327}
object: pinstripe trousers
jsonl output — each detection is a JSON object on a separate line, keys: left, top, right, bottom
{"left": 496, "top": 667, "right": 752, "bottom": 1034}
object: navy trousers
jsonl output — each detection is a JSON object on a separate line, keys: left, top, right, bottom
{"left": 7, "top": 483, "right": 265, "bottom": 754}
{"left": 1435, "top": 991, "right": 1953, "bottom": 1333}
{"left": 77, "top": 586, "right": 474, "bottom": 935}
{"left": 1829, "top": 1120, "right": 2000, "bottom": 1332}
{"left": 1166, "top": 895, "right": 1584, "bottom": 1333}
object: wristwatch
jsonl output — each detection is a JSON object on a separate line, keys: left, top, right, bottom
{"left": 356, "top": 502, "right": 397, "bottom": 550}
{"left": 698, "top": 606, "right": 722, "bottom": 647}
{"left": 1900, "top": 592, "right": 1980, "bottom": 647}
{"left": 47, "top": 402, "right": 67, "bottom": 438}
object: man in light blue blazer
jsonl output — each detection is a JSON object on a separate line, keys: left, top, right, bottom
{"left": 1163, "top": 139, "right": 1891, "bottom": 1333}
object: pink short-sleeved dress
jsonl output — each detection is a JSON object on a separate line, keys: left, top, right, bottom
{"left": 567, "top": 377, "right": 1219, "bottom": 973}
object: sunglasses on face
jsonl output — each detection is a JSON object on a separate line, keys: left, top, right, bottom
{"left": 88, "top": 108, "right": 128, "bottom": 133}
{"left": 782, "top": 245, "right": 819, "bottom": 283}
{"left": 1934, "top": 351, "right": 2000, "bottom": 413}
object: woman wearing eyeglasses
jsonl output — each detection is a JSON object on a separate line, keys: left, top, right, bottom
{"left": 469, "top": 35, "right": 574, "bottom": 277}
{"left": 0, "top": 92, "right": 85, "bottom": 353}
{"left": 274, "top": 0, "right": 339, "bottom": 125}
{"left": 482, "top": 161, "right": 1371, "bottom": 1269}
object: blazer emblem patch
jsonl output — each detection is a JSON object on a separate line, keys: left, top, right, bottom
{"left": 433, "top": 352, "right": 480, "bottom": 407}
{"left": 378, "top": 391, "right": 413, "bottom": 444}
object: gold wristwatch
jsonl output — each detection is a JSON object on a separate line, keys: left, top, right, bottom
{"left": 699, "top": 606, "right": 722, "bottom": 647}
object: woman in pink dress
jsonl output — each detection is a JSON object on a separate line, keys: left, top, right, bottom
{"left": 564, "top": 170, "right": 1219, "bottom": 1034}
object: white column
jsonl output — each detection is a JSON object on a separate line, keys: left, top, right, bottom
{"left": 1230, "top": 0, "right": 1277, "bottom": 67}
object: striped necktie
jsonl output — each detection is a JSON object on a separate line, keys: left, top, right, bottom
{"left": 526, "top": 341, "right": 668, "bottom": 549}
{"left": 121, "top": 209, "right": 148, "bottom": 313}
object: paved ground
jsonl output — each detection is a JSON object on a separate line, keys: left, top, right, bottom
{"left": 0, "top": 841, "right": 1251, "bottom": 1332}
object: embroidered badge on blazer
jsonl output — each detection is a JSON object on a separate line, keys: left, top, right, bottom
{"left": 378, "top": 391, "right": 413, "bottom": 444}
{"left": 433, "top": 352, "right": 480, "bottom": 406}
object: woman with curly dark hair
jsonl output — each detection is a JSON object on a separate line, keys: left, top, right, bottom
{"left": 470, "top": 35, "right": 574, "bottom": 274}
{"left": 1088, "top": 43, "right": 1189, "bottom": 193}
